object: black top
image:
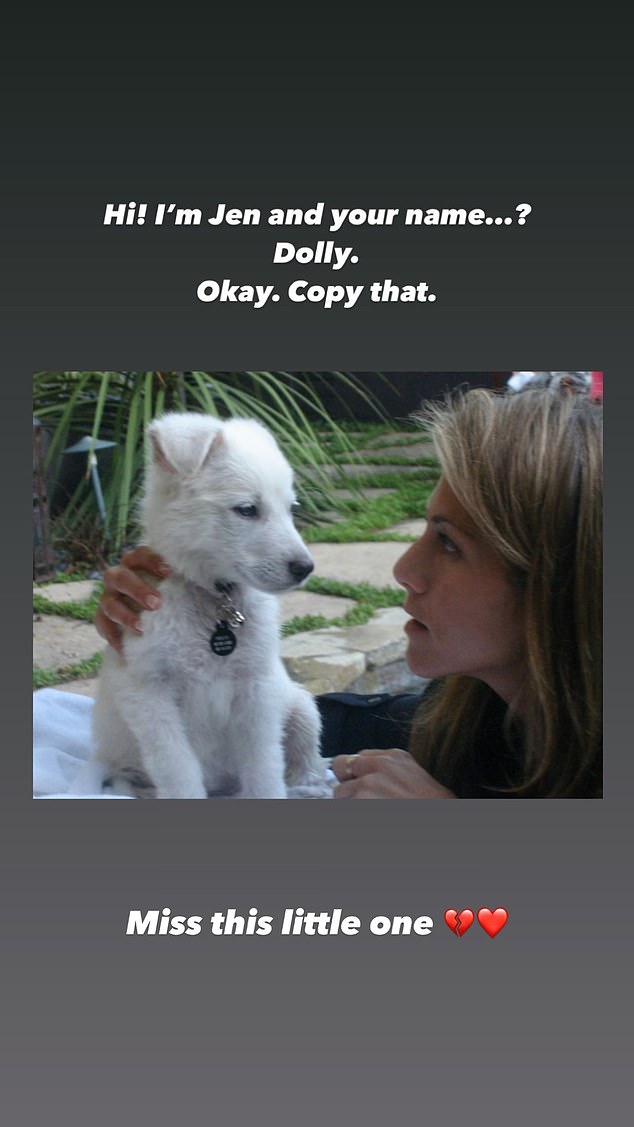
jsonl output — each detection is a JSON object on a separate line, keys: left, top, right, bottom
{"left": 316, "top": 688, "right": 520, "bottom": 798}
{"left": 317, "top": 692, "right": 421, "bottom": 759}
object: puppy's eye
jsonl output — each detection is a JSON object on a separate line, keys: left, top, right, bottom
{"left": 233, "top": 503, "right": 259, "bottom": 519}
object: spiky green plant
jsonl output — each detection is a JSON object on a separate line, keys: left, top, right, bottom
{"left": 33, "top": 371, "right": 391, "bottom": 556}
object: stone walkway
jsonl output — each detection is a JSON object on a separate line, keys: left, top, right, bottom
{"left": 33, "top": 432, "right": 432, "bottom": 697}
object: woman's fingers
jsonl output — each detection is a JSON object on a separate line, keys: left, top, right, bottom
{"left": 117, "top": 547, "right": 170, "bottom": 580}
{"left": 331, "top": 748, "right": 455, "bottom": 799}
{"left": 330, "top": 747, "right": 408, "bottom": 781}
{"left": 95, "top": 548, "right": 170, "bottom": 650}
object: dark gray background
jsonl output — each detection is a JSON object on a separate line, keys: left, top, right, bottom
{"left": 4, "top": 13, "right": 632, "bottom": 1124}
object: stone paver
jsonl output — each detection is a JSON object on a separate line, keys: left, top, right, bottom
{"left": 330, "top": 487, "right": 395, "bottom": 501}
{"left": 33, "top": 614, "right": 104, "bottom": 669}
{"left": 279, "top": 589, "right": 355, "bottom": 621}
{"left": 362, "top": 430, "right": 424, "bottom": 446}
{"left": 281, "top": 607, "right": 407, "bottom": 667}
{"left": 60, "top": 679, "right": 98, "bottom": 697}
{"left": 383, "top": 518, "right": 426, "bottom": 538}
{"left": 331, "top": 463, "right": 426, "bottom": 479}
{"left": 35, "top": 580, "right": 97, "bottom": 603}
{"left": 281, "top": 608, "right": 421, "bottom": 696}
{"left": 353, "top": 441, "right": 435, "bottom": 460}
{"left": 309, "top": 542, "right": 405, "bottom": 588}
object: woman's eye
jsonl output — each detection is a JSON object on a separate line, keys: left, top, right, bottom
{"left": 438, "top": 531, "right": 459, "bottom": 554}
{"left": 233, "top": 503, "right": 258, "bottom": 519}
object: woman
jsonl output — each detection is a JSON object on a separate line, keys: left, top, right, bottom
{"left": 96, "top": 387, "right": 603, "bottom": 799}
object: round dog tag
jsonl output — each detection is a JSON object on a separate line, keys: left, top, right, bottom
{"left": 210, "top": 623, "right": 236, "bottom": 656}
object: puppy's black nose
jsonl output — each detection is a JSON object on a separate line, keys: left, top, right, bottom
{"left": 288, "top": 558, "right": 314, "bottom": 583}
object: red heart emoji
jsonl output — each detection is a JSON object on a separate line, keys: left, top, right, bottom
{"left": 477, "top": 907, "right": 508, "bottom": 937}
{"left": 444, "top": 908, "right": 474, "bottom": 937}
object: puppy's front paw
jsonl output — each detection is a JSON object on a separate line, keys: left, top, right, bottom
{"left": 288, "top": 777, "right": 335, "bottom": 799}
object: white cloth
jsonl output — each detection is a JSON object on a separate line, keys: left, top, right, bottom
{"left": 33, "top": 688, "right": 334, "bottom": 799}
{"left": 33, "top": 689, "right": 119, "bottom": 798}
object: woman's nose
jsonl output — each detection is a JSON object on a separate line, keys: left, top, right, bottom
{"left": 393, "top": 537, "right": 427, "bottom": 594}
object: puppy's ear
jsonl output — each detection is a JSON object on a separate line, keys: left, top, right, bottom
{"left": 148, "top": 427, "right": 177, "bottom": 474}
{"left": 148, "top": 416, "right": 225, "bottom": 477}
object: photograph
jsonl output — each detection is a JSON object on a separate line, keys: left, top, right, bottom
{"left": 33, "top": 370, "right": 603, "bottom": 799}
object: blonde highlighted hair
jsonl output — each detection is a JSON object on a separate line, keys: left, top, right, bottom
{"left": 409, "top": 386, "right": 603, "bottom": 797}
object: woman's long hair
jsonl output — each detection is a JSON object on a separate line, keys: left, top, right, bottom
{"left": 408, "top": 387, "right": 603, "bottom": 797}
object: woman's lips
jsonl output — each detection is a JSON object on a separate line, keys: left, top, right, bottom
{"left": 404, "top": 612, "right": 428, "bottom": 633}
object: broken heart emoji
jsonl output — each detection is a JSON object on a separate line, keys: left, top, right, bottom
{"left": 476, "top": 907, "right": 508, "bottom": 937}
{"left": 444, "top": 909, "right": 474, "bottom": 937}
{"left": 444, "top": 907, "right": 509, "bottom": 937}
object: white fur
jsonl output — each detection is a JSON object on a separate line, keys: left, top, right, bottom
{"left": 84, "top": 413, "right": 331, "bottom": 799}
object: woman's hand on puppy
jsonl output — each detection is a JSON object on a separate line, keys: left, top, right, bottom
{"left": 331, "top": 748, "right": 456, "bottom": 799}
{"left": 95, "top": 547, "right": 170, "bottom": 654}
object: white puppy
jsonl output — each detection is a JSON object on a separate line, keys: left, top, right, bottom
{"left": 85, "top": 412, "right": 330, "bottom": 798}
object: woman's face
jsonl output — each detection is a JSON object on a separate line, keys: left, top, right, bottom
{"left": 393, "top": 479, "right": 526, "bottom": 704}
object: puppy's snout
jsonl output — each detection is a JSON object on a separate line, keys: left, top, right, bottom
{"left": 288, "top": 558, "right": 314, "bottom": 583}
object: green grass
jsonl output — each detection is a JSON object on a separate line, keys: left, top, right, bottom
{"left": 362, "top": 434, "right": 428, "bottom": 450}
{"left": 33, "top": 587, "right": 103, "bottom": 621}
{"left": 340, "top": 464, "right": 439, "bottom": 484}
{"left": 314, "top": 420, "right": 423, "bottom": 453}
{"left": 33, "top": 582, "right": 104, "bottom": 687}
{"left": 305, "top": 577, "right": 405, "bottom": 603}
{"left": 33, "top": 652, "right": 103, "bottom": 689}
{"left": 303, "top": 472, "right": 437, "bottom": 542}
{"left": 332, "top": 453, "right": 429, "bottom": 466}
{"left": 281, "top": 579, "right": 405, "bottom": 636}
{"left": 35, "top": 570, "right": 97, "bottom": 584}
{"left": 319, "top": 420, "right": 419, "bottom": 440}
